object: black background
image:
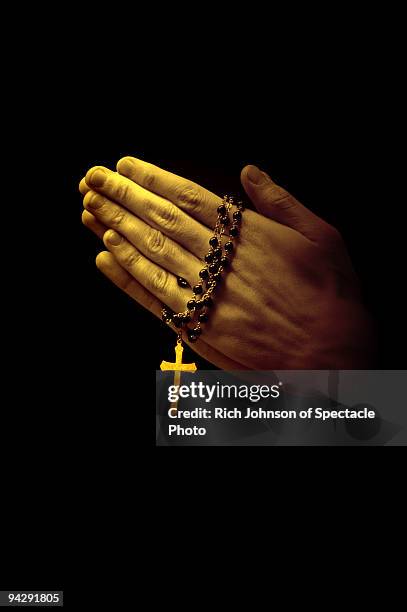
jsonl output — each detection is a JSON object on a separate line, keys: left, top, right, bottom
{"left": 2, "top": 11, "right": 406, "bottom": 604}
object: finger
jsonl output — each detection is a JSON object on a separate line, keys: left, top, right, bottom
{"left": 96, "top": 251, "right": 246, "bottom": 370}
{"left": 241, "top": 165, "right": 342, "bottom": 250}
{"left": 116, "top": 156, "right": 224, "bottom": 229}
{"left": 83, "top": 191, "right": 203, "bottom": 288}
{"left": 79, "top": 171, "right": 120, "bottom": 195}
{"left": 79, "top": 177, "right": 91, "bottom": 195}
{"left": 82, "top": 210, "right": 107, "bottom": 239}
{"left": 102, "top": 230, "right": 192, "bottom": 313}
{"left": 85, "top": 166, "right": 214, "bottom": 257}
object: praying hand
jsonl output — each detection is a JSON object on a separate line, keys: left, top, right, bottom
{"left": 80, "top": 157, "right": 375, "bottom": 369}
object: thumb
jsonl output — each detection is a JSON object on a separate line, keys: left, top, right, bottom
{"left": 241, "top": 165, "right": 340, "bottom": 249}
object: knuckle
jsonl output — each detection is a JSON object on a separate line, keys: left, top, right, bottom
{"left": 150, "top": 268, "right": 169, "bottom": 294}
{"left": 157, "top": 204, "right": 180, "bottom": 232}
{"left": 141, "top": 196, "right": 154, "bottom": 216}
{"left": 175, "top": 182, "right": 202, "bottom": 211}
{"left": 266, "top": 185, "right": 296, "bottom": 210}
{"left": 142, "top": 166, "right": 156, "bottom": 190}
{"left": 114, "top": 180, "right": 131, "bottom": 203}
{"left": 146, "top": 227, "right": 167, "bottom": 256}
{"left": 109, "top": 207, "right": 126, "bottom": 228}
{"left": 121, "top": 249, "right": 141, "bottom": 269}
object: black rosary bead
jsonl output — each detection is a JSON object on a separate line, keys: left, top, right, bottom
{"left": 177, "top": 276, "right": 189, "bottom": 288}
{"left": 163, "top": 195, "right": 244, "bottom": 344}
{"left": 203, "top": 296, "right": 214, "bottom": 308}
{"left": 187, "top": 329, "right": 198, "bottom": 342}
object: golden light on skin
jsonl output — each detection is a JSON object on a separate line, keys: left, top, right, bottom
{"left": 82, "top": 210, "right": 105, "bottom": 239}
{"left": 80, "top": 157, "right": 376, "bottom": 369}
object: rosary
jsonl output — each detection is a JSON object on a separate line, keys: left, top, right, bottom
{"left": 160, "top": 195, "right": 244, "bottom": 385}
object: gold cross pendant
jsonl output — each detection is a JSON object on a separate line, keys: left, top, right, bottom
{"left": 160, "top": 336, "right": 197, "bottom": 414}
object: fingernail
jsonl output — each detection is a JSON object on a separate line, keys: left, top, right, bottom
{"left": 106, "top": 230, "right": 122, "bottom": 246}
{"left": 88, "top": 168, "right": 106, "bottom": 188}
{"left": 86, "top": 193, "right": 102, "bottom": 209}
{"left": 247, "top": 165, "right": 268, "bottom": 185}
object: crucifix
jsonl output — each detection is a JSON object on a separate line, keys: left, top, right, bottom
{"left": 160, "top": 336, "right": 197, "bottom": 414}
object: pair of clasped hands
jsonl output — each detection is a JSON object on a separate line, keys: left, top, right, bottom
{"left": 80, "top": 156, "right": 375, "bottom": 369}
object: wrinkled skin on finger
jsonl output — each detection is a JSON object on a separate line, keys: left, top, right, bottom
{"left": 81, "top": 159, "right": 376, "bottom": 369}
